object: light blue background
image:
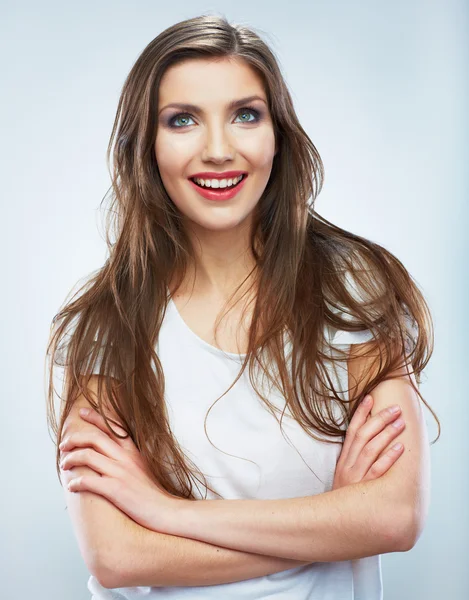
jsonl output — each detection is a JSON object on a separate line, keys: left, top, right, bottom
{"left": 1, "top": 1, "right": 467, "bottom": 598}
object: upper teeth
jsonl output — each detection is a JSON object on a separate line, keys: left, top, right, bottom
{"left": 193, "top": 175, "right": 244, "bottom": 188}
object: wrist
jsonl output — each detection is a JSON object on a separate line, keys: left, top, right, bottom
{"left": 160, "top": 496, "right": 196, "bottom": 537}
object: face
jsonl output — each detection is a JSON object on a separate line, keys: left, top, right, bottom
{"left": 154, "top": 57, "right": 277, "bottom": 236}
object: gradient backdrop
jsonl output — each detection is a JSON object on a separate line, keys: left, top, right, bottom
{"left": 1, "top": 1, "right": 467, "bottom": 598}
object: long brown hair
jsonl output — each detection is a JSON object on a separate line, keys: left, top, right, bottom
{"left": 46, "top": 14, "right": 439, "bottom": 500}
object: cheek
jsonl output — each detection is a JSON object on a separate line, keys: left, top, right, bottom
{"left": 154, "top": 133, "right": 192, "bottom": 180}
{"left": 244, "top": 129, "right": 276, "bottom": 169}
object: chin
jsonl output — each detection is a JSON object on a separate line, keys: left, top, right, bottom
{"left": 190, "top": 210, "right": 254, "bottom": 231}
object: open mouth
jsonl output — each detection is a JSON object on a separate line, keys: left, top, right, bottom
{"left": 190, "top": 174, "right": 247, "bottom": 190}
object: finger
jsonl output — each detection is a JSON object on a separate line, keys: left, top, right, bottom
{"left": 351, "top": 418, "right": 406, "bottom": 479}
{"left": 60, "top": 427, "right": 125, "bottom": 464}
{"left": 79, "top": 409, "right": 139, "bottom": 458}
{"left": 340, "top": 396, "right": 374, "bottom": 463}
{"left": 67, "top": 473, "right": 116, "bottom": 500}
{"left": 362, "top": 443, "right": 405, "bottom": 481}
{"left": 345, "top": 405, "right": 402, "bottom": 468}
{"left": 67, "top": 474, "right": 132, "bottom": 521}
{"left": 79, "top": 408, "right": 129, "bottom": 440}
{"left": 60, "top": 447, "right": 119, "bottom": 478}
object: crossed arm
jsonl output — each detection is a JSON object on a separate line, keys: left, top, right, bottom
{"left": 94, "top": 469, "right": 409, "bottom": 589}
{"left": 77, "top": 470, "right": 408, "bottom": 589}
{"left": 111, "top": 348, "right": 428, "bottom": 587}
{"left": 64, "top": 347, "right": 429, "bottom": 589}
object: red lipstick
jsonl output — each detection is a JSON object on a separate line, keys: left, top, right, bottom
{"left": 189, "top": 170, "right": 247, "bottom": 179}
{"left": 188, "top": 173, "right": 248, "bottom": 202}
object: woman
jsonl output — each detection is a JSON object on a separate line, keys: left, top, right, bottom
{"left": 47, "top": 14, "right": 439, "bottom": 599}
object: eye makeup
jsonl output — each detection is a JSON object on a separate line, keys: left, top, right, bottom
{"left": 165, "top": 106, "right": 263, "bottom": 129}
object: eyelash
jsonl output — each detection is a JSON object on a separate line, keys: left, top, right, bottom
{"left": 167, "top": 106, "right": 262, "bottom": 129}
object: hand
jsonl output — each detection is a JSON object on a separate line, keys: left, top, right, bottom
{"left": 332, "top": 395, "right": 405, "bottom": 491}
{"left": 59, "top": 407, "right": 178, "bottom": 532}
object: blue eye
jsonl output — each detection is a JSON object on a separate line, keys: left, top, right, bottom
{"left": 234, "top": 109, "right": 258, "bottom": 123}
{"left": 170, "top": 114, "right": 195, "bottom": 128}
{"left": 168, "top": 107, "right": 261, "bottom": 129}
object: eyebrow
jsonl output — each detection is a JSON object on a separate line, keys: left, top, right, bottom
{"left": 158, "top": 95, "right": 267, "bottom": 116}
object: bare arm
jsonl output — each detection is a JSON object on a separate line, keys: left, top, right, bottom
{"left": 60, "top": 382, "right": 309, "bottom": 590}
{"left": 110, "top": 518, "right": 310, "bottom": 588}
{"left": 149, "top": 362, "right": 427, "bottom": 564}
{"left": 64, "top": 366, "right": 425, "bottom": 587}
{"left": 63, "top": 468, "right": 308, "bottom": 589}
{"left": 161, "top": 478, "right": 409, "bottom": 564}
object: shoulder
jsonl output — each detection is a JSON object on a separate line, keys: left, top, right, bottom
{"left": 327, "top": 266, "right": 420, "bottom": 415}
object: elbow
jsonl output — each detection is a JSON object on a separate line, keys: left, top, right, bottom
{"left": 80, "top": 512, "right": 135, "bottom": 589}
{"left": 64, "top": 524, "right": 121, "bottom": 589}
{"left": 392, "top": 505, "right": 424, "bottom": 552}
{"left": 89, "top": 545, "right": 123, "bottom": 590}
{"left": 93, "top": 558, "right": 121, "bottom": 590}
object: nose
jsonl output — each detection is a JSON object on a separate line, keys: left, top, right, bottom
{"left": 201, "top": 123, "right": 234, "bottom": 164}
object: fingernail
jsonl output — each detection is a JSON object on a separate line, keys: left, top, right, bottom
{"left": 363, "top": 395, "right": 372, "bottom": 405}
{"left": 79, "top": 408, "right": 89, "bottom": 417}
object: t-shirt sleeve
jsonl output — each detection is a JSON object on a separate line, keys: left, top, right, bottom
{"left": 54, "top": 320, "right": 108, "bottom": 376}
{"left": 331, "top": 327, "right": 375, "bottom": 346}
{"left": 330, "top": 313, "right": 418, "bottom": 350}
{"left": 328, "top": 269, "right": 419, "bottom": 352}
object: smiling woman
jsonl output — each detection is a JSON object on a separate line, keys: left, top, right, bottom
{"left": 155, "top": 58, "right": 276, "bottom": 235}
{"left": 46, "top": 13, "right": 439, "bottom": 600}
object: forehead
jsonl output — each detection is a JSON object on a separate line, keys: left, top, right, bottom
{"left": 157, "top": 57, "right": 266, "bottom": 107}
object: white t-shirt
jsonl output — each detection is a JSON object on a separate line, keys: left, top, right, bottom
{"left": 85, "top": 293, "right": 388, "bottom": 599}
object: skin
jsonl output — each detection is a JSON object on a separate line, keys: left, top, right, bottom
{"left": 154, "top": 56, "right": 277, "bottom": 298}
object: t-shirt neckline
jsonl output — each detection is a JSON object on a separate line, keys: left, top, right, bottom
{"left": 167, "top": 294, "right": 247, "bottom": 361}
